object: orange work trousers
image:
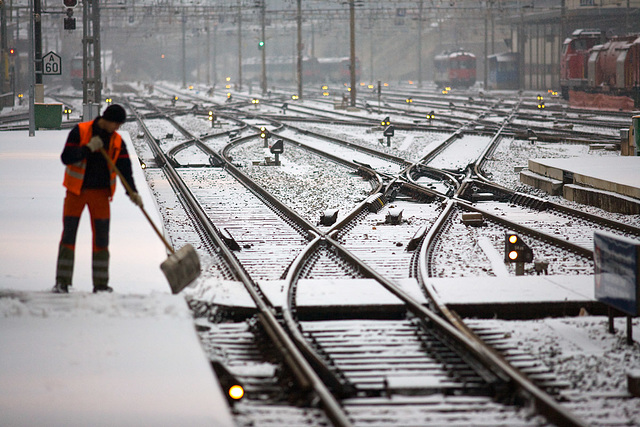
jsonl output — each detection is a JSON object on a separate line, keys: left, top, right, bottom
{"left": 55, "top": 188, "right": 111, "bottom": 287}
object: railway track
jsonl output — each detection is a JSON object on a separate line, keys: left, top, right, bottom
{"left": 124, "top": 94, "right": 594, "bottom": 426}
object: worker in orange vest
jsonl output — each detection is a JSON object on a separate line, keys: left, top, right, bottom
{"left": 53, "top": 104, "right": 143, "bottom": 293}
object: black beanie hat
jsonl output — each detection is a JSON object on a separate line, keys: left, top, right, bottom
{"left": 102, "top": 104, "right": 127, "bottom": 123}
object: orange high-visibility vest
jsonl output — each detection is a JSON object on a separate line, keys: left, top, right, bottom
{"left": 63, "top": 120, "right": 123, "bottom": 197}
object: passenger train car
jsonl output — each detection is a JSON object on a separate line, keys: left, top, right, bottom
{"left": 487, "top": 52, "right": 519, "bottom": 90}
{"left": 433, "top": 49, "right": 476, "bottom": 88}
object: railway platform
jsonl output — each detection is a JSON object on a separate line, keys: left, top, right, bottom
{"left": 0, "top": 129, "right": 234, "bottom": 426}
{"left": 210, "top": 275, "right": 602, "bottom": 320}
{"left": 521, "top": 156, "right": 640, "bottom": 214}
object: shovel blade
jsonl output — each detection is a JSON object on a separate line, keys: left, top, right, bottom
{"left": 160, "top": 244, "right": 201, "bottom": 294}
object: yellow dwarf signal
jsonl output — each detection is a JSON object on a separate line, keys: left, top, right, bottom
{"left": 228, "top": 385, "right": 244, "bottom": 400}
{"left": 504, "top": 232, "right": 533, "bottom": 263}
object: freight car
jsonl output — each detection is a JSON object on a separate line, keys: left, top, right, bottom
{"left": 433, "top": 49, "right": 476, "bottom": 88}
{"left": 560, "top": 28, "right": 640, "bottom": 107}
{"left": 587, "top": 34, "right": 640, "bottom": 98}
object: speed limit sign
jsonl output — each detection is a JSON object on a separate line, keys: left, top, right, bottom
{"left": 42, "top": 51, "right": 62, "bottom": 75}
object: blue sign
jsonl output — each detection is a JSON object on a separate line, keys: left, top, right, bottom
{"left": 594, "top": 231, "right": 640, "bottom": 316}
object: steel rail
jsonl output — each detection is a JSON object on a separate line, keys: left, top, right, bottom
{"left": 134, "top": 93, "right": 589, "bottom": 426}
{"left": 129, "top": 99, "right": 354, "bottom": 427}
{"left": 416, "top": 200, "right": 590, "bottom": 427}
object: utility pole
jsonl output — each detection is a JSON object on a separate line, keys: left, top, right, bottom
{"left": 484, "top": 5, "right": 488, "bottom": 90}
{"left": 296, "top": 0, "right": 302, "bottom": 99}
{"left": 213, "top": 24, "right": 217, "bottom": 86}
{"left": 349, "top": 0, "right": 356, "bottom": 108}
{"left": 260, "top": 0, "right": 266, "bottom": 95}
{"left": 181, "top": 9, "right": 186, "bottom": 88}
{"left": 1, "top": 1, "right": 8, "bottom": 96}
{"left": 34, "top": 0, "right": 43, "bottom": 102}
{"left": 82, "top": 0, "right": 102, "bottom": 119}
{"left": 418, "top": 0, "right": 423, "bottom": 88}
{"left": 206, "top": 20, "right": 210, "bottom": 86}
{"left": 28, "top": 0, "right": 35, "bottom": 135}
{"left": 237, "top": 0, "right": 242, "bottom": 91}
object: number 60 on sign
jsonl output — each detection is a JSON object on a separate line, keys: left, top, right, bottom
{"left": 43, "top": 51, "right": 62, "bottom": 75}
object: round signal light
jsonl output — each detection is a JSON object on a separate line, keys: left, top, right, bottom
{"left": 228, "top": 385, "right": 244, "bottom": 400}
{"left": 508, "top": 250, "right": 519, "bottom": 260}
{"left": 508, "top": 235, "right": 518, "bottom": 244}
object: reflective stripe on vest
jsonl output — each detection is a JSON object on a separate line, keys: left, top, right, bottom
{"left": 63, "top": 120, "right": 123, "bottom": 197}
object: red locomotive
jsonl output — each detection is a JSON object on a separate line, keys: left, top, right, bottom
{"left": 433, "top": 49, "right": 476, "bottom": 88}
{"left": 561, "top": 29, "right": 640, "bottom": 108}
{"left": 560, "top": 29, "right": 604, "bottom": 98}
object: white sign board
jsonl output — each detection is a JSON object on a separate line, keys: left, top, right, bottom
{"left": 43, "top": 51, "right": 62, "bottom": 75}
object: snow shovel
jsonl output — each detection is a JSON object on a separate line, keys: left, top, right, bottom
{"left": 99, "top": 148, "right": 201, "bottom": 293}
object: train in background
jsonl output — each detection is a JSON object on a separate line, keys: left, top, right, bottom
{"left": 243, "top": 56, "right": 360, "bottom": 84}
{"left": 487, "top": 52, "right": 519, "bottom": 90}
{"left": 560, "top": 29, "right": 640, "bottom": 106}
{"left": 433, "top": 49, "right": 476, "bottom": 88}
{"left": 70, "top": 51, "right": 113, "bottom": 90}
{"left": 70, "top": 54, "right": 83, "bottom": 90}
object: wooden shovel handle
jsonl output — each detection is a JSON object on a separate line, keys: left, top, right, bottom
{"left": 99, "top": 147, "right": 175, "bottom": 254}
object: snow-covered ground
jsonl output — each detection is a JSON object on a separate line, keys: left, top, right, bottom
{"left": 1, "top": 92, "right": 640, "bottom": 425}
{"left": 0, "top": 128, "right": 234, "bottom": 426}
